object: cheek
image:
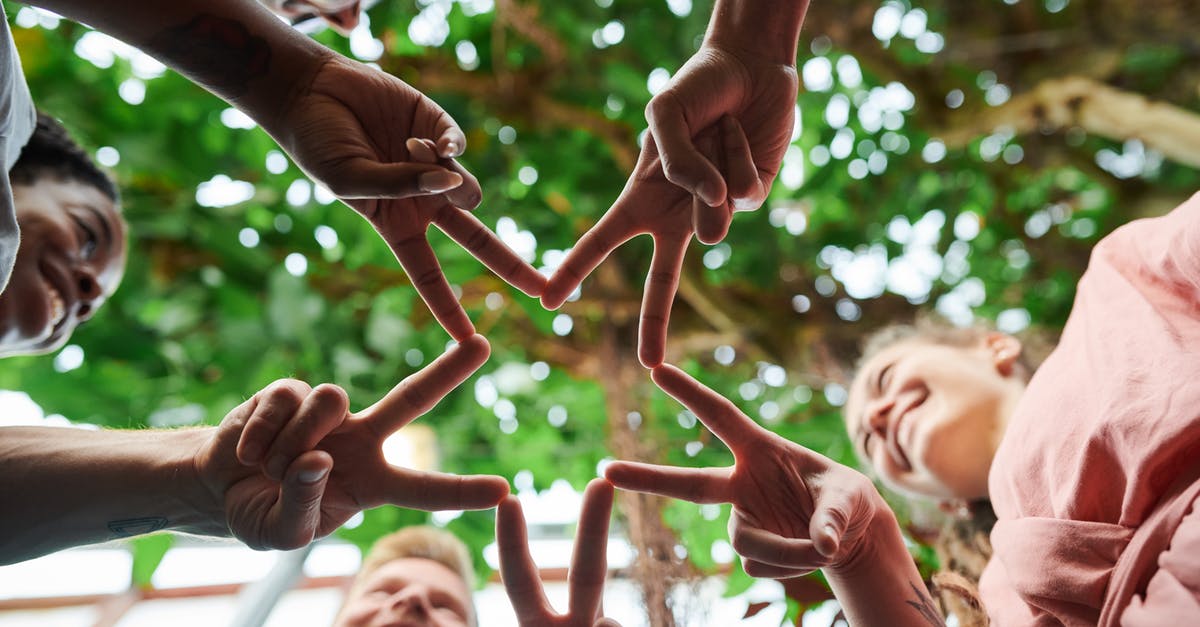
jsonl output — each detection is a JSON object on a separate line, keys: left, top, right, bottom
{"left": 917, "top": 416, "right": 994, "bottom": 496}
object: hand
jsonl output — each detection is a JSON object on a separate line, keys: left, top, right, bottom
{"left": 191, "top": 334, "right": 510, "bottom": 551}
{"left": 542, "top": 120, "right": 748, "bottom": 368}
{"left": 605, "top": 365, "right": 885, "bottom": 578}
{"left": 647, "top": 42, "right": 798, "bottom": 243}
{"left": 271, "top": 54, "right": 545, "bottom": 340}
{"left": 497, "top": 478, "right": 622, "bottom": 627}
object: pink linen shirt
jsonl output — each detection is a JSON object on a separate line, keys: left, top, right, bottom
{"left": 981, "top": 192, "right": 1200, "bottom": 625}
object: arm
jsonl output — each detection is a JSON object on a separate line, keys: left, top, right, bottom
{"left": 0, "top": 335, "right": 509, "bottom": 565}
{"left": 605, "top": 365, "right": 942, "bottom": 627}
{"left": 0, "top": 425, "right": 213, "bottom": 565}
{"left": 25, "top": 0, "right": 546, "bottom": 340}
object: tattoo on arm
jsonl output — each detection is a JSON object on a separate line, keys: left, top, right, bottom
{"left": 108, "top": 517, "right": 169, "bottom": 538}
{"left": 905, "top": 581, "right": 945, "bottom": 626}
{"left": 147, "top": 15, "right": 271, "bottom": 98}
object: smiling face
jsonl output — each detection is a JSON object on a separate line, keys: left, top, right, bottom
{"left": 0, "top": 178, "right": 126, "bottom": 357}
{"left": 844, "top": 332, "right": 1027, "bottom": 501}
{"left": 335, "top": 557, "right": 473, "bottom": 627}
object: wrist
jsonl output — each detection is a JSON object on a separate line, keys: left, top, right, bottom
{"left": 163, "top": 427, "right": 230, "bottom": 537}
{"left": 705, "top": 0, "right": 809, "bottom": 66}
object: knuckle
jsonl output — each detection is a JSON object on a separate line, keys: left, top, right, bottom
{"left": 265, "top": 379, "right": 309, "bottom": 407}
{"left": 311, "top": 383, "right": 349, "bottom": 409}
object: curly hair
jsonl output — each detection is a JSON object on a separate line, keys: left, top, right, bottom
{"left": 9, "top": 111, "right": 117, "bottom": 202}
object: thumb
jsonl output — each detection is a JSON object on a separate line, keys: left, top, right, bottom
{"left": 326, "top": 158, "right": 463, "bottom": 199}
{"left": 808, "top": 483, "right": 865, "bottom": 559}
{"left": 268, "top": 450, "right": 334, "bottom": 550}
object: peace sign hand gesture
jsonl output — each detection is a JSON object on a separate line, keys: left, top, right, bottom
{"left": 272, "top": 55, "right": 545, "bottom": 341}
{"left": 190, "top": 334, "right": 509, "bottom": 551}
{"left": 497, "top": 478, "right": 623, "bottom": 627}
{"left": 542, "top": 118, "right": 756, "bottom": 369}
{"left": 605, "top": 365, "right": 885, "bottom": 578}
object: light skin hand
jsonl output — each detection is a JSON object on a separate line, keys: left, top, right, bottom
{"left": 604, "top": 364, "right": 880, "bottom": 578}
{"left": 542, "top": 120, "right": 754, "bottom": 369}
{"left": 604, "top": 365, "right": 943, "bottom": 626}
{"left": 497, "top": 478, "right": 622, "bottom": 627}
{"left": 189, "top": 334, "right": 510, "bottom": 551}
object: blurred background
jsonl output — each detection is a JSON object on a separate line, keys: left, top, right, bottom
{"left": 2, "top": 0, "right": 1199, "bottom": 624}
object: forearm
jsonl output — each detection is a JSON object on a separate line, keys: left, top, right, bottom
{"left": 0, "top": 426, "right": 221, "bottom": 565}
{"left": 706, "top": 0, "right": 810, "bottom": 65}
{"left": 824, "top": 509, "right": 945, "bottom": 627}
{"left": 22, "top": 0, "right": 328, "bottom": 130}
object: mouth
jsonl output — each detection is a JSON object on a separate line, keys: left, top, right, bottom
{"left": 37, "top": 261, "right": 74, "bottom": 346}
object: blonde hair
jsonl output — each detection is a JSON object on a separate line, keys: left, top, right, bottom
{"left": 851, "top": 315, "right": 1051, "bottom": 626}
{"left": 347, "top": 526, "right": 477, "bottom": 626}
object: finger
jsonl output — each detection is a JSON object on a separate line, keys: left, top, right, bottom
{"left": 265, "top": 450, "right": 333, "bottom": 550}
{"left": 646, "top": 92, "right": 726, "bottom": 207}
{"left": 237, "top": 379, "right": 312, "bottom": 466}
{"left": 569, "top": 479, "right": 614, "bottom": 620}
{"left": 390, "top": 234, "right": 476, "bottom": 341}
{"left": 406, "top": 137, "right": 439, "bottom": 164}
{"left": 371, "top": 466, "right": 510, "bottom": 511}
{"left": 405, "top": 138, "right": 482, "bottom": 210}
{"left": 542, "top": 211, "right": 635, "bottom": 310}
{"left": 638, "top": 233, "right": 688, "bottom": 368}
{"left": 328, "top": 157, "right": 464, "bottom": 198}
{"left": 650, "top": 364, "right": 764, "bottom": 451}
{"left": 721, "top": 116, "right": 767, "bottom": 213}
{"left": 692, "top": 192, "right": 732, "bottom": 246}
{"left": 729, "top": 515, "right": 830, "bottom": 570}
{"left": 497, "top": 496, "right": 556, "bottom": 623}
{"left": 436, "top": 210, "right": 546, "bottom": 298}
{"left": 436, "top": 121, "right": 467, "bottom": 159}
{"left": 440, "top": 157, "right": 483, "bottom": 211}
{"left": 604, "top": 460, "right": 732, "bottom": 504}
{"left": 741, "top": 556, "right": 813, "bottom": 579}
{"left": 358, "top": 334, "right": 490, "bottom": 433}
{"left": 262, "top": 384, "right": 349, "bottom": 481}
{"left": 808, "top": 477, "right": 872, "bottom": 558}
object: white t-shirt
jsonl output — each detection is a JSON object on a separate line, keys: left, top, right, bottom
{"left": 0, "top": 6, "right": 38, "bottom": 294}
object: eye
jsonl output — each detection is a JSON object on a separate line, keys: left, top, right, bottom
{"left": 71, "top": 214, "right": 99, "bottom": 260}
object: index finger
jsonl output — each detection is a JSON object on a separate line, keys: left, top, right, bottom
{"left": 650, "top": 364, "right": 765, "bottom": 451}
{"left": 568, "top": 479, "right": 614, "bottom": 620}
{"left": 497, "top": 496, "right": 556, "bottom": 623}
{"left": 358, "top": 334, "right": 490, "bottom": 434}
{"left": 638, "top": 232, "right": 688, "bottom": 368}
{"left": 435, "top": 209, "right": 546, "bottom": 298}
{"left": 542, "top": 210, "right": 635, "bottom": 310}
{"left": 390, "top": 233, "right": 476, "bottom": 341}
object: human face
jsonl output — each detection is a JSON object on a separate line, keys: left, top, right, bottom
{"left": 0, "top": 179, "right": 125, "bottom": 358}
{"left": 843, "top": 334, "right": 1026, "bottom": 501}
{"left": 335, "top": 558, "right": 473, "bottom": 627}
{"left": 258, "top": 0, "right": 363, "bottom": 35}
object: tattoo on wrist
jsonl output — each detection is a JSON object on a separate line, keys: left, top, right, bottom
{"left": 108, "top": 517, "right": 169, "bottom": 538}
{"left": 906, "top": 581, "right": 945, "bottom": 626}
{"left": 148, "top": 16, "right": 271, "bottom": 98}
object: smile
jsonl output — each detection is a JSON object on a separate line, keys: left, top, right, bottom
{"left": 43, "top": 275, "right": 67, "bottom": 330}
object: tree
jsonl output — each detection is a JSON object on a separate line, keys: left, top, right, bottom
{"left": 4, "top": 0, "right": 1199, "bottom": 623}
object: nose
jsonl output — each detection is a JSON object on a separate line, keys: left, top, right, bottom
{"left": 389, "top": 585, "right": 433, "bottom": 614}
{"left": 865, "top": 396, "right": 894, "bottom": 435}
{"left": 323, "top": 3, "right": 361, "bottom": 33}
{"left": 73, "top": 265, "right": 102, "bottom": 320}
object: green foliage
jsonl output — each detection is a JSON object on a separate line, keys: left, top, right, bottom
{"left": 4, "top": 0, "right": 1200, "bottom": 621}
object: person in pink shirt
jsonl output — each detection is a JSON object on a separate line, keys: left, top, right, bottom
{"left": 607, "top": 191, "right": 1200, "bottom": 625}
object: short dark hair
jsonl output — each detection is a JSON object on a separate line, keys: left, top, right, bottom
{"left": 9, "top": 111, "right": 118, "bottom": 202}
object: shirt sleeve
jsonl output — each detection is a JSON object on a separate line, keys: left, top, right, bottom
{"left": 1119, "top": 497, "right": 1200, "bottom": 625}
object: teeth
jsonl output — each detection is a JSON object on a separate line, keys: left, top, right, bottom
{"left": 44, "top": 278, "right": 66, "bottom": 327}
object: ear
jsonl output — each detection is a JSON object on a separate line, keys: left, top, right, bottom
{"left": 983, "top": 332, "right": 1022, "bottom": 376}
{"left": 938, "top": 498, "right": 972, "bottom": 520}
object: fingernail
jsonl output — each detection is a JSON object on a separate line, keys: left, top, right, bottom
{"left": 824, "top": 524, "right": 838, "bottom": 541}
{"left": 299, "top": 467, "right": 329, "bottom": 484}
{"left": 442, "top": 141, "right": 459, "bottom": 156}
{"left": 420, "top": 170, "right": 463, "bottom": 193}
